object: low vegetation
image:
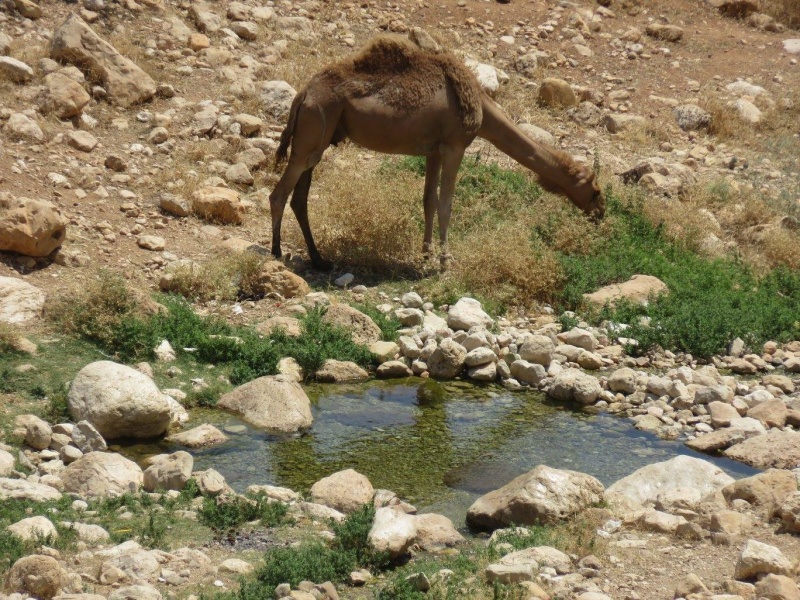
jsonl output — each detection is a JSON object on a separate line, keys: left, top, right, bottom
{"left": 219, "top": 504, "right": 390, "bottom": 597}
{"left": 48, "top": 274, "right": 374, "bottom": 384}
{"left": 198, "top": 492, "right": 291, "bottom": 533}
{"left": 0, "top": 486, "right": 201, "bottom": 570}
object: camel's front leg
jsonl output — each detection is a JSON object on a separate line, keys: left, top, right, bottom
{"left": 269, "top": 160, "right": 308, "bottom": 260}
{"left": 422, "top": 153, "right": 442, "bottom": 258}
{"left": 437, "top": 149, "right": 465, "bottom": 267}
{"left": 290, "top": 167, "right": 332, "bottom": 271}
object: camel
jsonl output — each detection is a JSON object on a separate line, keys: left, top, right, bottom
{"left": 269, "top": 35, "right": 605, "bottom": 271}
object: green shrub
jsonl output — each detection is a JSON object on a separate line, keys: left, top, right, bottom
{"left": 199, "top": 495, "right": 289, "bottom": 533}
{"left": 243, "top": 543, "right": 355, "bottom": 593}
{"left": 557, "top": 192, "right": 800, "bottom": 357}
{"left": 184, "top": 385, "right": 223, "bottom": 409}
{"left": 331, "top": 503, "right": 390, "bottom": 570}
{"left": 487, "top": 525, "right": 558, "bottom": 557}
{"left": 43, "top": 388, "right": 71, "bottom": 423}
{"left": 0, "top": 530, "right": 25, "bottom": 571}
{"left": 375, "top": 577, "right": 427, "bottom": 600}
{"left": 274, "top": 306, "right": 374, "bottom": 379}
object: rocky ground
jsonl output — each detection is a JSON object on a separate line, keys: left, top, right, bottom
{"left": 3, "top": 0, "right": 800, "bottom": 598}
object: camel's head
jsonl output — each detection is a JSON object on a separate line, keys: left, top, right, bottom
{"left": 573, "top": 171, "right": 605, "bottom": 222}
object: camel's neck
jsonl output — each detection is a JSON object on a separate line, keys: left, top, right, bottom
{"left": 477, "top": 98, "right": 589, "bottom": 208}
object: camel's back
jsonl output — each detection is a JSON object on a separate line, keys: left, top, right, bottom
{"left": 316, "top": 35, "right": 483, "bottom": 134}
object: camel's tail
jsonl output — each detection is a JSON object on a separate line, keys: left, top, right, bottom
{"left": 274, "top": 89, "right": 307, "bottom": 169}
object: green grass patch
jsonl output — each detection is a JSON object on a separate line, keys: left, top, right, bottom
{"left": 556, "top": 192, "right": 800, "bottom": 357}
{"left": 0, "top": 488, "right": 204, "bottom": 569}
{"left": 198, "top": 493, "right": 290, "bottom": 534}
{"left": 47, "top": 273, "right": 374, "bottom": 383}
{"left": 219, "top": 504, "right": 388, "bottom": 597}
{"left": 271, "top": 306, "right": 375, "bottom": 376}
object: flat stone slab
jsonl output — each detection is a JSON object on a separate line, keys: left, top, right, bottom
{"left": 782, "top": 39, "right": 800, "bottom": 54}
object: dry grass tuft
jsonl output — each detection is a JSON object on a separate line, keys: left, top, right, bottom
{"left": 760, "top": 227, "right": 800, "bottom": 270}
{"left": 164, "top": 252, "right": 268, "bottom": 302}
{"left": 9, "top": 39, "right": 49, "bottom": 68}
{"left": 0, "top": 322, "right": 21, "bottom": 354}
{"left": 702, "top": 96, "right": 752, "bottom": 140}
{"left": 643, "top": 196, "right": 729, "bottom": 253}
{"left": 47, "top": 270, "right": 159, "bottom": 345}
{"left": 150, "top": 156, "right": 202, "bottom": 199}
{"left": 617, "top": 120, "right": 674, "bottom": 151}
{"left": 307, "top": 147, "right": 424, "bottom": 273}
{"left": 761, "top": 0, "right": 800, "bottom": 28}
{"left": 447, "top": 221, "right": 563, "bottom": 306}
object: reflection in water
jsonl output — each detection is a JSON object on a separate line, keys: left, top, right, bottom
{"left": 121, "top": 380, "right": 758, "bottom": 526}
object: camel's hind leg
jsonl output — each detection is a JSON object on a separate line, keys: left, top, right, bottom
{"left": 269, "top": 159, "right": 307, "bottom": 261}
{"left": 422, "top": 153, "right": 442, "bottom": 258}
{"left": 269, "top": 101, "right": 341, "bottom": 267}
{"left": 290, "top": 168, "right": 332, "bottom": 271}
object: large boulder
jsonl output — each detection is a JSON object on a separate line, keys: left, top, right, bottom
{"left": 582, "top": 275, "right": 668, "bottom": 308}
{"left": 548, "top": 368, "right": 602, "bottom": 405}
{"left": 67, "top": 361, "right": 172, "bottom": 440}
{"left": 3, "top": 113, "right": 44, "bottom": 143}
{"left": 0, "top": 478, "right": 62, "bottom": 502}
{"left": 50, "top": 14, "right": 156, "bottom": 106}
{"left": 734, "top": 539, "right": 792, "bottom": 580}
{"left": 0, "top": 278, "right": 46, "bottom": 324}
{"left": 724, "top": 430, "right": 800, "bottom": 469}
{"left": 368, "top": 507, "right": 417, "bottom": 559}
{"left": 446, "top": 297, "right": 493, "bottom": 331}
{"left": 38, "top": 71, "right": 91, "bottom": 118}
{"left": 413, "top": 513, "right": 465, "bottom": 551}
{"left": 310, "top": 469, "right": 374, "bottom": 514}
{"left": 192, "top": 187, "right": 245, "bottom": 225}
{"left": 261, "top": 80, "right": 297, "bottom": 118}
{"left": 71, "top": 420, "right": 107, "bottom": 453}
{"left": 537, "top": 78, "right": 578, "bottom": 108}
{"left": 251, "top": 261, "right": 310, "bottom": 299}
{"left": 466, "top": 465, "right": 604, "bottom": 530}
{"left": 4, "top": 555, "right": 67, "bottom": 599}
{"left": 777, "top": 491, "right": 800, "bottom": 533}
{"left": 0, "top": 450, "right": 14, "bottom": 477}
{"left": 0, "top": 56, "right": 33, "bottom": 82}
{"left": 428, "top": 338, "right": 467, "bottom": 380}
{"left": 7, "top": 516, "right": 58, "bottom": 542}
{"left": 321, "top": 304, "right": 381, "bottom": 346}
{"left": 143, "top": 452, "right": 193, "bottom": 492}
{"left": 518, "top": 335, "right": 555, "bottom": 366}
{"left": 721, "top": 470, "right": 798, "bottom": 514}
{"left": 605, "top": 455, "right": 735, "bottom": 514}
{"left": 316, "top": 359, "right": 370, "bottom": 383}
{"left": 59, "top": 452, "right": 143, "bottom": 498}
{"left": 0, "top": 195, "right": 67, "bottom": 257}
{"left": 496, "top": 546, "right": 572, "bottom": 574}
{"left": 218, "top": 375, "right": 312, "bottom": 432}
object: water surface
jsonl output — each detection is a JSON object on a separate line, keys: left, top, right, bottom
{"left": 120, "top": 380, "right": 757, "bottom": 525}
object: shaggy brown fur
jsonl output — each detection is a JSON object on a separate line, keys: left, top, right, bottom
{"left": 269, "top": 33, "right": 604, "bottom": 271}
{"left": 277, "top": 36, "right": 483, "bottom": 166}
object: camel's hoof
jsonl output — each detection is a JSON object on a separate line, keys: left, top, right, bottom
{"left": 312, "top": 258, "right": 334, "bottom": 272}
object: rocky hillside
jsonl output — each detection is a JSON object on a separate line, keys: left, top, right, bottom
{"left": 2, "top": 0, "right": 800, "bottom": 599}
